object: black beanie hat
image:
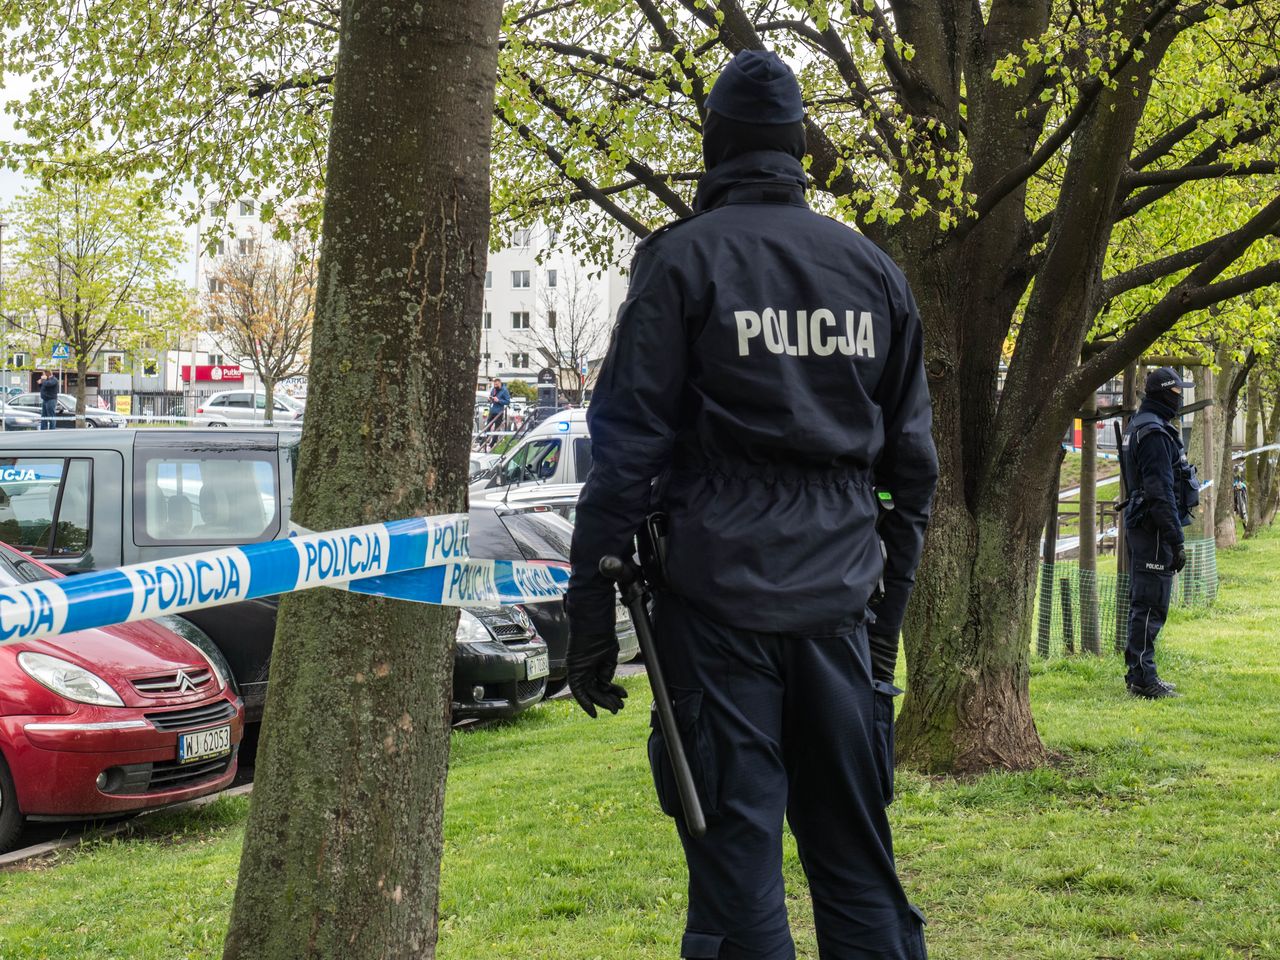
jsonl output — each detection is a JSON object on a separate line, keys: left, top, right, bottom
{"left": 1144, "top": 366, "right": 1188, "bottom": 414}
{"left": 706, "top": 50, "right": 804, "bottom": 125}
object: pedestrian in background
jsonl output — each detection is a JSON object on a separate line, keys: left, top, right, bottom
{"left": 38, "top": 370, "right": 60, "bottom": 430}
{"left": 566, "top": 49, "right": 937, "bottom": 960}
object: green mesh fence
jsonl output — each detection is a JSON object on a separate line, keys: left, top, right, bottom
{"left": 1033, "top": 538, "right": 1218, "bottom": 658}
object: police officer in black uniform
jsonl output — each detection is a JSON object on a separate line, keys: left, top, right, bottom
{"left": 1121, "top": 367, "right": 1198, "bottom": 699}
{"left": 565, "top": 51, "right": 937, "bottom": 960}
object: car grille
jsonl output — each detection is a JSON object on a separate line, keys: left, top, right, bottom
{"left": 106, "top": 750, "right": 236, "bottom": 796}
{"left": 516, "top": 678, "right": 546, "bottom": 701}
{"left": 490, "top": 622, "right": 531, "bottom": 640}
{"left": 145, "top": 699, "right": 237, "bottom": 731}
{"left": 132, "top": 667, "right": 214, "bottom": 697}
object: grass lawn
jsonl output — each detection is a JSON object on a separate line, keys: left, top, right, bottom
{"left": 3, "top": 532, "right": 1279, "bottom": 959}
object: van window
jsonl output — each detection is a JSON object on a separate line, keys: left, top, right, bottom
{"left": 573, "top": 438, "right": 593, "bottom": 482}
{"left": 0, "top": 458, "right": 93, "bottom": 557}
{"left": 134, "top": 452, "right": 279, "bottom": 544}
{"left": 500, "top": 438, "right": 561, "bottom": 485}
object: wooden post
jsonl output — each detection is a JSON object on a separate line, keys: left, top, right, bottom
{"left": 1037, "top": 454, "right": 1064, "bottom": 658}
{"left": 1060, "top": 578, "right": 1075, "bottom": 655}
{"left": 1079, "top": 390, "right": 1101, "bottom": 654}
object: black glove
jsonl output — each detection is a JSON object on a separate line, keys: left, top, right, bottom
{"left": 868, "top": 629, "right": 898, "bottom": 686}
{"left": 1171, "top": 545, "right": 1187, "bottom": 573}
{"left": 567, "top": 629, "right": 628, "bottom": 718}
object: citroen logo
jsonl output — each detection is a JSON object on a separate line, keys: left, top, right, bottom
{"left": 175, "top": 670, "right": 197, "bottom": 693}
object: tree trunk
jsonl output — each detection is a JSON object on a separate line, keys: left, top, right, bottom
{"left": 1187, "top": 364, "right": 1215, "bottom": 540}
{"left": 1079, "top": 391, "right": 1100, "bottom": 655}
{"left": 1214, "top": 346, "right": 1247, "bottom": 548}
{"left": 74, "top": 356, "right": 88, "bottom": 428}
{"left": 1245, "top": 374, "right": 1262, "bottom": 537}
{"left": 263, "top": 375, "right": 275, "bottom": 426}
{"left": 1260, "top": 394, "right": 1280, "bottom": 527}
{"left": 222, "top": 2, "right": 503, "bottom": 958}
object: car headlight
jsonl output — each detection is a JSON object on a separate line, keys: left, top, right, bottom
{"left": 17, "top": 651, "right": 125, "bottom": 706}
{"left": 455, "top": 610, "right": 494, "bottom": 644}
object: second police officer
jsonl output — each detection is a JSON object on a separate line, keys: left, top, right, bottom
{"left": 565, "top": 51, "right": 938, "bottom": 959}
{"left": 1120, "top": 367, "right": 1199, "bottom": 699}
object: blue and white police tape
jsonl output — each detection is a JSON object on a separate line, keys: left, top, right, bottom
{"left": 0, "top": 515, "right": 568, "bottom": 644}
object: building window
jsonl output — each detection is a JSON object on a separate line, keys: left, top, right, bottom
{"left": 483, "top": 312, "right": 492, "bottom": 330}
{"left": 142, "top": 358, "right": 158, "bottom": 377}
{"left": 105, "top": 355, "right": 124, "bottom": 373}
{"left": 547, "top": 269, "right": 557, "bottom": 288}
{"left": 512, "top": 270, "right": 530, "bottom": 288}
{"left": 484, "top": 271, "right": 492, "bottom": 289}
{"left": 547, "top": 309, "right": 557, "bottom": 329}
{"left": 238, "top": 238, "right": 255, "bottom": 256}
{"left": 208, "top": 201, "right": 226, "bottom": 218}
{"left": 547, "top": 227, "right": 559, "bottom": 247}
{"left": 208, "top": 354, "right": 225, "bottom": 366}
{"left": 207, "top": 277, "right": 224, "bottom": 294}
{"left": 240, "top": 199, "right": 255, "bottom": 216}
{"left": 511, "top": 311, "right": 530, "bottom": 330}
{"left": 8, "top": 353, "right": 27, "bottom": 369}
{"left": 511, "top": 228, "right": 532, "bottom": 247}
{"left": 511, "top": 353, "right": 530, "bottom": 369}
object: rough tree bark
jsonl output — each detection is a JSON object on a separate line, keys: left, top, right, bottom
{"left": 221, "top": 1, "right": 503, "bottom": 957}
{"left": 1213, "top": 346, "right": 1253, "bottom": 547}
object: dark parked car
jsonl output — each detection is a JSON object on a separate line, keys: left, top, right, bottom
{"left": 9, "top": 392, "right": 127, "bottom": 428}
{"left": 0, "top": 404, "right": 41, "bottom": 431}
{"left": 0, "top": 543, "right": 245, "bottom": 852}
{"left": 468, "top": 500, "right": 639, "bottom": 696}
{"left": 0, "top": 430, "right": 552, "bottom": 734}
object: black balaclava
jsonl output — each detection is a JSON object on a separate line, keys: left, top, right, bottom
{"left": 701, "top": 50, "right": 806, "bottom": 170}
{"left": 702, "top": 111, "right": 806, "bottom": 169}
{"left": 1142, "top": 366, "right": 1187, "bottom": 419}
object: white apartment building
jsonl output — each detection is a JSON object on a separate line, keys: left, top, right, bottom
{"left": 195, "top": 205, "right": 631, "bottom": 394}
{"left": 479, "top": 224, "right": 629, "bottom": 389}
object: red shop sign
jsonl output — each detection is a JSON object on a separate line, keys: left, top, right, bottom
{"left": 182, "top": 364, "right": 244, "bottom": 382}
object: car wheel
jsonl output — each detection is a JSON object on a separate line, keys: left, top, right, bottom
{"left": 0, "top": 753, "right": 23, "bottom": 854}
{"left": 84, "top": 419, "right": 97, "bottom": 428}
{"left": 208, "top": 421, "right": 227, "bottom": 428}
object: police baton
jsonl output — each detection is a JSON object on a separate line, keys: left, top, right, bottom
{"left": 598, "top": 555, "right": 707, "bottom": 839}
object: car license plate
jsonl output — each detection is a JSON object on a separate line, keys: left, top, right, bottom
{"left": 525, "top": 652, "right": 549, "bottom": 680}
{"left": 178, "top": 725, "right": 232, "bottom": 763}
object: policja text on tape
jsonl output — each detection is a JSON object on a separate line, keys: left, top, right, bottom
{"left": 0, "top": 514, "right": 568, "bottom": 644}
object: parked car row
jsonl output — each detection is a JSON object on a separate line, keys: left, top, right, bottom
{"left": 0, "top": 427, "right": 629, "bottom": 852}
{"left": 4, "top": 393, "right": 128, "bottom": 429}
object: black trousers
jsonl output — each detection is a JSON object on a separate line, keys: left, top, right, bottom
{"left": 650, "top": 592, "right": 927, "bottom": 960}
{"left": 1125, "top": 526, "right": 1174, "bottom": 687}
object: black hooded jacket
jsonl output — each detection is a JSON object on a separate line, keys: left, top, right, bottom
{"left": 1123, "top": 396, "right": 1186, "bottom": 547}
{"left": 567, "top": 151, "right": 938, "bottom": 638}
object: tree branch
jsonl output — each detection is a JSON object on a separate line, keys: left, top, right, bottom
{"left": 1122, "top": 159, "right": 1280, "bottom": 188}
{"left": 1074, "top": 192, "right": 1280, "bottom": 390}
{"left": 964, "top": 0, "right": 1182, "bottom": 230}
{"left": 1129, "top": 63, "right": 1280, "bottom": 170}
{"left": 496, "top": 109, "right": 651, "bottom": 237}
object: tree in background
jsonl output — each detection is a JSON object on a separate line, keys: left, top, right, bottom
{"left": 219, "top": 0, "right": 504, "bottom": 956}
{"left": 204, "top": 231, "right": 315, "bottom": 422}
{"left": 7, "top": 1, "right": 1280, "bottom": 772}
{"left": 5, "top": 169, "right": 187, "bottom": 419}
{"left": 522, "top": 262, "right": 609, "bottom": 403}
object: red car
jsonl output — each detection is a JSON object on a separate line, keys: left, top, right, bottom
{"left": 0, "top": 545, "right": 244, "bottom": 851}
